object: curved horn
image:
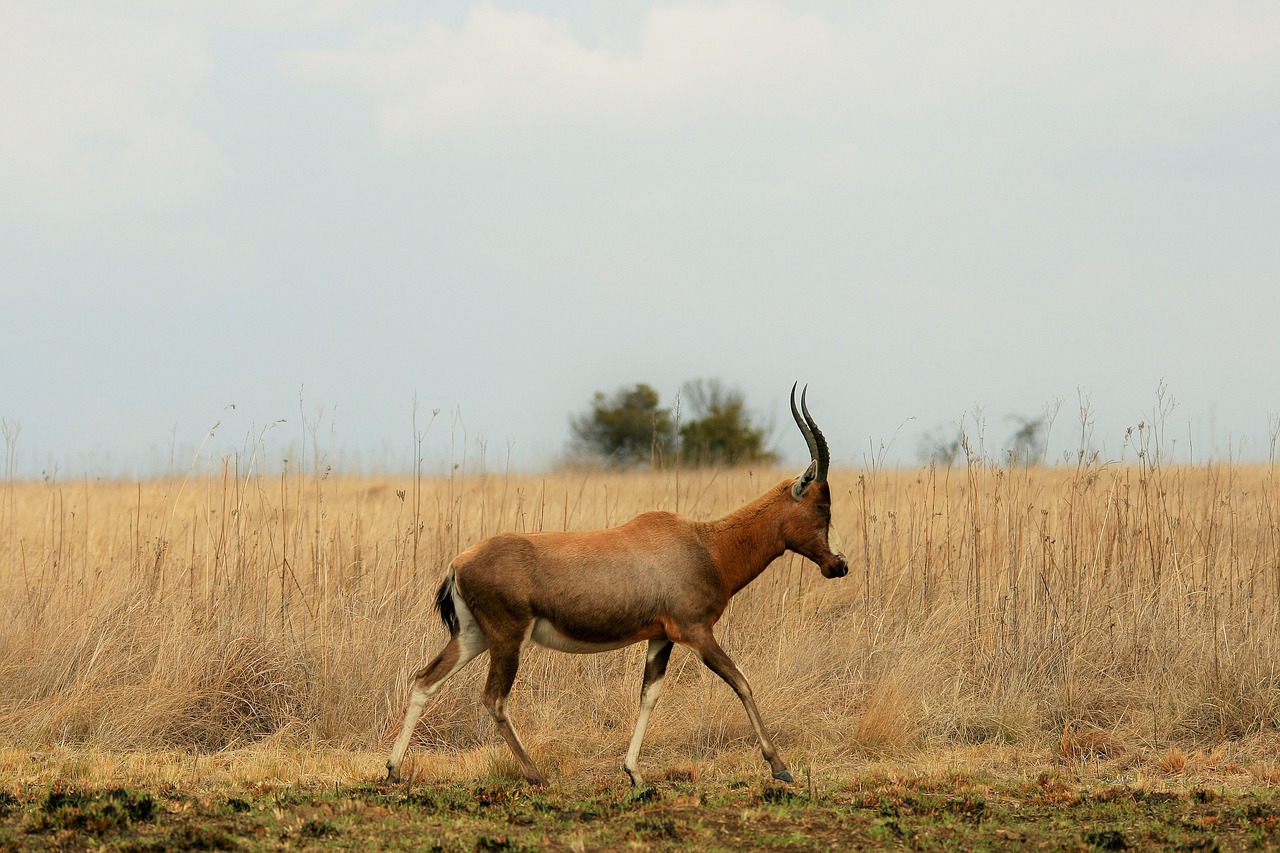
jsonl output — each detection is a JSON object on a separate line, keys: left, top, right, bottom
{"left": 800, "top": 386, "right": 830, "bottom": 483}
{"left": 790, "top": 382, "right": 819, "bottom": 465}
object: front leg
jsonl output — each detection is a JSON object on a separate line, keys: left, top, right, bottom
{"left": 681, "top": 626, "right": 793, "bottom": 783}
{"left": 623, "top": 638, "right": 674, "bottom": 788}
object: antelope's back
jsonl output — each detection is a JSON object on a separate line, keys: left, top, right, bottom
{"left": 450, "top": 512, "right": 720, "bottom": 633}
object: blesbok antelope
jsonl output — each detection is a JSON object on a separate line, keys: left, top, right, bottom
{"left": 385, "top": 383, "right": 847, "bottom": 787}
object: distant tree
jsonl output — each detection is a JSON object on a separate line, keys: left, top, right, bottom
{"left": 677, "top": 379, "right": 778, "bottom": 466}
{"left": 1006, "top": 415, "right": 1047, "bottom": 467}
{"left": 569, "top": 383, "right": 675, "bottom": 467}
{"left": 917, "top": 423, "right": 964, "bottom": 467}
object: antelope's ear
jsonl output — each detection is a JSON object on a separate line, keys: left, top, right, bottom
{"left": 791, "top": 461, "right": 817, "bottom": 500}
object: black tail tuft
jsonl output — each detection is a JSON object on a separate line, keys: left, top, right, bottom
{"left": 435, "top": 573, "right": 460, "bottom": 635}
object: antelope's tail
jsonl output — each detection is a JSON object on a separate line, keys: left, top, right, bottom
{"left": 435, "top": 570, "right": 461, "bottom": 635}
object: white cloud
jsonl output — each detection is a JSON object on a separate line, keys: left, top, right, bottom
{"left": 5, "top": 0, "right": 1274, "bottom": 219}
{"left": 280, "top": 1, "right": 1280, "bottom": 151}
{"left": 281, "top": 1, "right": 835, "bottom": 140}
{"left": 0, "top": 5, "right": 219, "bottom": 215}
{"left": 210, "top": 0, "right": 379, "bottom": 31}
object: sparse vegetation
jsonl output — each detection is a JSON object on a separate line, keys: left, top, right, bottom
{"left": 2, "top": 412, "right": 1280, "bottom": 847}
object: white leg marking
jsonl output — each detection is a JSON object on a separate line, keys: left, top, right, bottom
{"left": 386, "top": 592, "right": 488, "bottom": 779}
{"left": 623, "top": 640, "right": 672, "bottom": 786}
{"left": 623, "top": 679, "right": 665, "bottom": 778}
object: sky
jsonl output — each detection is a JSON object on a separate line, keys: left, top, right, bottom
{"left": 2, "top": 1, "right": 1279, "bottom": 478}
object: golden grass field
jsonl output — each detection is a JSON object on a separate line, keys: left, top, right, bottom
{"left": 2, "top": 448, "right": 1279, "bottom": 794}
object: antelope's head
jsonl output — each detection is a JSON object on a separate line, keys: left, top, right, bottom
{"left": 785, "top": 383, "right": 848, "bottom": 579}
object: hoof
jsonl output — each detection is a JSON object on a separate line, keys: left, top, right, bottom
{"left": 526, "top": 775, "right": 550, "bottom": 788}
{"left": 630, "top": 785, "right": 659, "bottom": 803}
{"left": 772, "top": 769, "right": 795, "bottom": 784}
{"left": 624, "top": 766, "right": 645, "bottom": 789}
{"left": 385, "top": 765, "right": 402, "bottom": 784}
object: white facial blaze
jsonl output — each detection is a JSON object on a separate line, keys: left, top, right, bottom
{"left": 827, "top": 524, "right": 846, "bottom": 555}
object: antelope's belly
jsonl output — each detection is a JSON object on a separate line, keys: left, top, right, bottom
{"left": 529, "top": 618, "right": 644, "bottom": 654}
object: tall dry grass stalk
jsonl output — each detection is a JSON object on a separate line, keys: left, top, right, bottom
{"left": 2, "top": 449, "right": 1279, "bottom": 781}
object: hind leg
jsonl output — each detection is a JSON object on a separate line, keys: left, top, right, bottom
{"left": 482, "top": 637, "right": 547, "bottom": 786}
{"left": 386, "top": 619, "right": 487, "bottom": 783}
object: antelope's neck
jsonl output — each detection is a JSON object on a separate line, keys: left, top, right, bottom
{"left": 704, "top": 487, "right": 790, "bottom": 595}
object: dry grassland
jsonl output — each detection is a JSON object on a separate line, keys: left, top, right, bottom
{"left": 2, "top": 449, "right": 1279, "bottom": 791}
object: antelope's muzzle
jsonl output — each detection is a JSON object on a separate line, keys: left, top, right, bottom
{"left": 822, "top": 555, "right": 849, "bottom": 579}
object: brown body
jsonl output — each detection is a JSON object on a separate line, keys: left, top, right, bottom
{"left": 385, "top": 385, "right": 847, "bottom": 787}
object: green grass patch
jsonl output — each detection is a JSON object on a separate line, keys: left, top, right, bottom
{"left": 0, "top": 773, "right": 1277, "bottom": 850}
